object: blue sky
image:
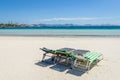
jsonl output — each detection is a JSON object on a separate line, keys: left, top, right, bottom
{"left": 0, "top": 0, "right": 120, "bottom": 24}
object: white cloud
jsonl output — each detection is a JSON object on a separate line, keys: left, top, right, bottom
{"left": 36, "top": 17, "right": 96, "bottom": 22}
{"left": 31, "top": 16, "right": 120, "bottom": 25}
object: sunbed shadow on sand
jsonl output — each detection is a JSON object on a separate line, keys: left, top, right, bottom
{"left": 66, "top": 69, "right": 85, "bottom": 76}
{"left": 35, "top": 59, "right": 53, "bottom": 67}
{"left": 35, "top": 59, "right": 86, "bottom": 76}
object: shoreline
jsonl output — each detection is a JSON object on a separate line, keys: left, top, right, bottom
{"left": 0, "top": 35, "right": 120, "bottom": 38}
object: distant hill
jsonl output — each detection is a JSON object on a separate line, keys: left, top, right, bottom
{"left": 0, "top": 23, "right": 120, "bottom": 29}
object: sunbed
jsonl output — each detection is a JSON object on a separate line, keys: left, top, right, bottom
{"left": 40, "top": 47, "right": 103, "bottom": 72}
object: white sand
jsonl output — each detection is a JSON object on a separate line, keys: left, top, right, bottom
{"left": 0, "top": 36, "right": 120, "bottom": 80}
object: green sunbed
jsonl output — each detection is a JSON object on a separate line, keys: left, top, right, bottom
{"left": 40, "top": 47, "right": 103, "bottom": 72}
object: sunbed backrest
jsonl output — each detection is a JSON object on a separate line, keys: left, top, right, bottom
{"left": 84, "top": 52, "right": 102, "bottom": 62}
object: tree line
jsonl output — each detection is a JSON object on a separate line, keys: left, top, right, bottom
{"left": 0, "top": 23, "right": 27, "bottom": 28}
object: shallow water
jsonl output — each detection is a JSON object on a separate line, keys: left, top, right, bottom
{"left": 0, "top": 29, "right": 120, "bottom": 37}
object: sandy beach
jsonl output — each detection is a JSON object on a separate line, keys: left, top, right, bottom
{"left": 0, "top": 36, "right": 120, "bottom": 80}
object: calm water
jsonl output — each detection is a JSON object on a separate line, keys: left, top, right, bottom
{"left": 0, "top": 29, "right": 120, "bottom": 37}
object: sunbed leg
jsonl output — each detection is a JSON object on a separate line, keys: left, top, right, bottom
{"left": 86, "top": 61, "right": 89, "bottom": 73}
{"left": 71, "top": 59, "right": 77, "bottom": 69}
{"left": 70, "top": 61, "right": 75, "bottom": 69}
{"left": 42, "top": 53, "right": 47, "bottom": 61}
{"left": 53, "top": 56, "right": 57, "bottom": 64}
{"left": 96, "top": 59, "right": 99, "bottom": 66}
{"left": 66, "top": 57, "right": 69, "bottom": 64}
{"left": 87, "top": 62, "right": 92, "bottom": 73}
{"left": 86, "top": 61, "right": 89, "bottom": 70}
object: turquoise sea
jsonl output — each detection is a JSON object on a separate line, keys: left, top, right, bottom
{"left": 0, "top": 29, "right": 120, "bottom": 37}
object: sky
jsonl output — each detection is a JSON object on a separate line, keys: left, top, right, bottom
{"left": 0, "top": 0, "right": 120, "bottom": 24}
